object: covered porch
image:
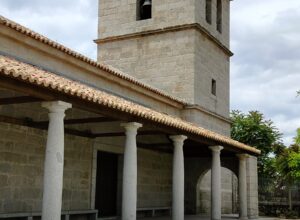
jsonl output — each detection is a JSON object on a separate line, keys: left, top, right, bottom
{"left": 0, "top": 55, "right": 260, "bottom": 220}
{"left": 109, "top": 214, "right": 240, "bottom": 220}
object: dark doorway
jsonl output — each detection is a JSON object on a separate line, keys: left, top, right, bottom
{"left": 95, "top": 151, "right": 118, "bottom": 217}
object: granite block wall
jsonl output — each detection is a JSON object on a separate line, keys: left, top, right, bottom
{"left": 0, "top": 123, "right": 93, "bottom": 213}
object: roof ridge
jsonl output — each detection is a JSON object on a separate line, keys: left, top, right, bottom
{"left": 0, "top": 15, "right": 187, "bottom": 105}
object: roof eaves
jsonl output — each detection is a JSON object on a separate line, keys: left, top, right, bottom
{"left": 0, "top": 55, "right": 261, "bottom": 155}
{"left": 0, "top": 15, "right": 187, "bottom": 105}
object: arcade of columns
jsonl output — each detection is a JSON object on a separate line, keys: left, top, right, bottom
{"left": 41, "top": 101, "right": 249, "bottom": 220}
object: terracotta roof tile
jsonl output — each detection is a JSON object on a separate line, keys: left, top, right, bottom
{"left": 0, "top": 55, "right": 260, "bottom": 155}
{"left": 0, "top": 15, "right": 186, "bottom": 105}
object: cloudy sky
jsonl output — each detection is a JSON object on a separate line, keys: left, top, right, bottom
{"left": 0, "top": 0, "right": 299, "bottom": 145}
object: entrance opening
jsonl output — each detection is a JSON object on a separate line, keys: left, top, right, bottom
{"left": 95, "top": 151, "right": 119, "bottom": 218}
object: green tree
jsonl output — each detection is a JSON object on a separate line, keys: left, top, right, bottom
{"left": 276, "top": 144, "right": 300, "bottom": 210}
{"left": 294, "top": 128, "right": 300, "bottom": 145}
{"left": 230, "top": 110, "right": 282, "bottom": 176}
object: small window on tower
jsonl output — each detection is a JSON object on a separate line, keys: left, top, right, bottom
{"left": 137, "top": 0, "right": 152, "bottom": 21}
{"left": 211, "top": 79, "right": 217, "bottom": 96}
{"left": 217, "top": 0, "right": 222, "bottom": 33}
{"left": 206, "top": 0, "right": 212, "bottom": 24}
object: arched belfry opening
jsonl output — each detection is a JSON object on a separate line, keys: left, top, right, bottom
{"left": 217, "top": 0, "right": 222, "bottom": 33}
{"left": 196, "top": 167, "right": 239, "bottom": 215}
{"left": 137, "top": 0, "right": 152, "bottom": 20}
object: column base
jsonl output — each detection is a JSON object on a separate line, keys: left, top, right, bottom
{"left": 239, "top": 217, "right": 248, "bottom": 220}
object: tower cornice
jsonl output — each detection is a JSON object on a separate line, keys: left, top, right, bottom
{"left": 95, "top": 23, "right": 233, "bottom": 57}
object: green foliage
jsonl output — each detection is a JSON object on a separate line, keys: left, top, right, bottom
{"left": 275, "top": 144, "right": 300, "bottom": 215}
{"left": 230, "top": 110, "right": 282, "bottom": 175}
{"left": 276, "top": 145, "right": 299, "bottom": 185}
{"left": 275, "top": 132, "right": 300, "bottom": 213}
{"left": 294, "top": 128, "right": 300, "bottom": 145}
{"left": 288, "top": 151, "right": 300, "bottom": 180}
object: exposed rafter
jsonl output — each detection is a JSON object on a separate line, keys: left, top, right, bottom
{"left": 0, "top": 96, "right": 42, "bottom": 105}
{"left": 92, "top": 130, "right": 164, "bottom": 138}
{"left": 137, "top": 142, "right": 173, "bottom": 153}
{"left": 32, "top": 117, "right": 120, "bottom": 128}
{"left": 0, "top": 115, "right": 94, "bottom": 138}
{"left": 0, "top": 115, "right": 165, "bottom": 139}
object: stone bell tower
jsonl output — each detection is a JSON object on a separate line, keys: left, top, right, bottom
{"left": 96, "top": 0, "right": 231, "bottom": 119}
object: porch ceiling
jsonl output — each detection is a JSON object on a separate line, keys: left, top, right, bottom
{"left": 0, "top": 87, "right": 240, "bottom": 158}
{"left": 0, "top": 55, "right": 260, "bottom": 156}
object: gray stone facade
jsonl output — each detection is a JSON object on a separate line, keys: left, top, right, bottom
{"left": 197, "top": 168, "right": 238, "bottom": 215}
{"left": 0, "top": 122, "right": 174, "bottom": 214}
{"left": 98, "top": 0, "right": 230, "bottom": 47}
{"left": 0, "top": 123, "right": 93, "bottom": 212}
{"left": 184, "top": 157, "right": 239, "bottom": 215}
{"left": 0, "top": 0, "right": 260, "bottom": 218}
{"left": 97, "top": 0, "right": 232, "bottom": 136}
{"left": 98, "top": 29, "right": 230, "bottom": 119}
{"left": 137, "top": 149, "right": 172, "bottom": 208}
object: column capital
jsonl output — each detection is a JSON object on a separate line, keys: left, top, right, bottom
{"left": 42, "top": 101, "right": 72, "bottom": 112}
{"left": 237, "top": 153, "right": 250, "bottom": 160}
{"left": 121, "top": 122, "right": 143, "bottom": 131}
{"left": 170, "top": 135, "right": 187, "bottom": 144}
{"left": 209, "top": 145, "right": 223, "bottom": 153}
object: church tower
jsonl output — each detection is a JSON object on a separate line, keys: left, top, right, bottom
{"left": 96, "top": 0, "right": 231, "bottom": 119}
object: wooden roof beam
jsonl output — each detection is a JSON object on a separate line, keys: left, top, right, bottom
{"left": 0, "top": 96, "right": 43, "bottom": 105}
{"left": 92, "top": 130, "right": 165, "bottom": 138}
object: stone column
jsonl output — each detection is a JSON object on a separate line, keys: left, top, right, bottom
{"left": 170, "top": 135, "right": 187, "bottom": 220}
{"left": 41, "top": 101, "right": 71, "bottom": 220}
{"left": 209, "top": 146, "right": 223, "bottom": 220}
{"left": 238, "top": 154, "right": 249, "bottom": 219}
{"left": 121, "top": 122, "right": 142, "bottom": 220}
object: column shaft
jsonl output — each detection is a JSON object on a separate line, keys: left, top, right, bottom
{"left": 238, "top": 154, "right": 248, "bottom": 219}
{"left": 170, "top": 135, "right": 187, "bottom": 220}
{"left": 209, "top": 146, "right": 223, "bottom": 220}
{"left": 41, "top": 101, "right": 71, "bottom": 220}
{"left": 121, "top": 122, "right": 142, "bottom": 220}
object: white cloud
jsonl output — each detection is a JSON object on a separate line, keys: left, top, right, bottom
{"left": 231, "top": 0, "right": 300, "bottom": 145}
{"left": 0, "top": 0, "right": 98, "bottom": 58}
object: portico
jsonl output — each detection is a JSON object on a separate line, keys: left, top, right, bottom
{"left": 0, "top": 15, "right": 260, "bottom": 220}
{"left": 0, "top": 58, "right": 258, "bottom": 220}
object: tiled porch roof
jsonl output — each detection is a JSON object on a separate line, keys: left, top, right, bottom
{"left": 0, "top": 15, "right": 186, "bottom": 105}
{"left": 0, "top": 55, "right": 261, "bottom": 155}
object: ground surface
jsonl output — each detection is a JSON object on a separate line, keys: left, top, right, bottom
{"left": 100, "top": 215, "right": 279, "bottom": 220}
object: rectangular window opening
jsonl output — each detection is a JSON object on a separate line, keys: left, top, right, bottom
{"left": 206, "top": 0, "right": 212, "bottom": 24}
{"left": 137, "top": 0, "right": 152, "bottom": 21}
{"left": 217, "top": 0, "right": 222, "bottom": 33}
{"left": 211, "top": 79, "right": 217, "bottom": 96}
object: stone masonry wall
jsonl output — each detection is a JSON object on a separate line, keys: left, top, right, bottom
{"left": 98, "top": 0, "right": 229, "bottom": 47}
{"left": 137, "top": 148, "right": 172, "bottom": 208}
{"left": 98, "top": 29, "right": 196, "bottom": 104}
{"left": 98, "top": 0, "right": 195, "bottom": 39}
{"left": 182, "top": 107, "right": 231, "bottom": 136}
{"left": 185, "top": 157, "right": 239, "bottom": 214}
{"left": 197, "top": 168, "right": 238, "bottom": 214}
{"left": 195, "top": 0, "right": 230, "bottom": 47}
{"left": 98, "top": 28, "right": 230, "bottom": 128}
{"left": 0, "top": 122, "right": 93, "bottom": 213}
{"left": 194, "top": 30, "right": 230, "bottom": 118}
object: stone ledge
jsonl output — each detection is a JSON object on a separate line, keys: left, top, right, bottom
{"left": 95, "top": 23, "right": 234, "bottom": 57}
